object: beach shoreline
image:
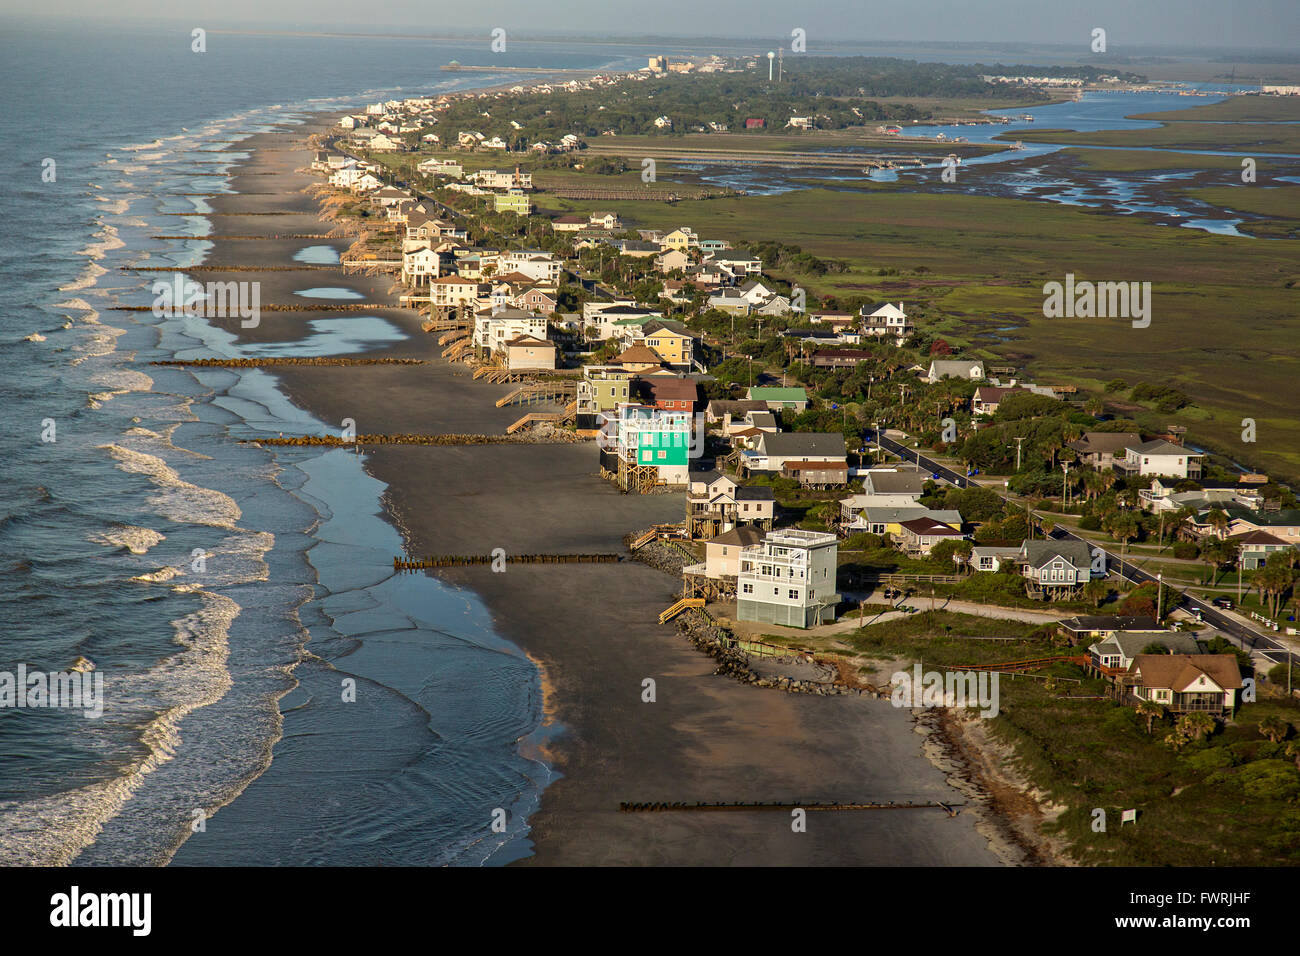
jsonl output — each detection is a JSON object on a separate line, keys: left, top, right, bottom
{"left": 186, "top": 111, "right": 1021, "bottom": 866}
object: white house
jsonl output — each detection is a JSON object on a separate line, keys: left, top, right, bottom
{"left": 736, "top": 529, "right": 841, "bottom": 629}
{"left": 1116, "top": 440, "right": 1204, "bottom": 479}
{"left": 860, "top": 302, "right": 914, "bottom": 345}
{"left": 401, "top": 245, "right": 442, "bottom": 286}
{"left": 925, "top": 359, "right": 985, "bottom": 383}
{"left": 473, "top": 308, "right": 548, "bottom": 351}
{"left": 497, "top": 251, "right": 560, "bottom": 284}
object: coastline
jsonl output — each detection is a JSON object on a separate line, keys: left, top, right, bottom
{"left": 179, "top": 113, "right": 1021, "bottom": 866}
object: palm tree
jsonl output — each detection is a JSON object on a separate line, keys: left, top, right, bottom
{"left": 1255, "top": 564, "right": 1295, "bottom": 618}
{"left": 1084, "top": 578, "right": 1109, "bottom": 608}
{"left": 1207, "top": 508, "right": 1230, "bottom": 540}
{"left": 1177, "top": 711, "right": 1217, "bottom": 744}
{"left": 1286, "top": 742, "right": 1300, "bottom": 772}
{"left": 1136, "top": 699, "right": 1165, "bottom": 735}
{"left": 1258, "top": 716, "right": 1290, "bottom": 743}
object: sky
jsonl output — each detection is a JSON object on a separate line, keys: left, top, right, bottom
{"left": 3, "top": 0, "right": 1298, "bottom": 50}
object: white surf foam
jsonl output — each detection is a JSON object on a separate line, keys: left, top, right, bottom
{"left": 99, "top": 443, "right": 242, "bottom": 530}
{"left": 91, "top": 525, "right": 166, "bottom": 555}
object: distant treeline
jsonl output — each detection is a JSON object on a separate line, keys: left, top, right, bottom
{"left": 418, "top": 57, "right": 1138, "bottom": 145}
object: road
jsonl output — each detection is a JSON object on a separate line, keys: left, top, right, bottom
{"left": 867, "top": 428, "right": 1290, "bottom": 657}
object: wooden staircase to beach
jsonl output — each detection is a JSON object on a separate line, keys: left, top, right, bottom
{"left": 659, "top": 597, "right": 705, "bottom": 624}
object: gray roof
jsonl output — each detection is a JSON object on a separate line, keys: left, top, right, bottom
{"left": 1095, "top": 631, "right": 1203, "bottom": 657}
{"left": 864, "top": 469, "right": 926, "bottom": 495}
{"left": 860, "top": 507, "right": 962, "bottom": 525}
{"left": 1069, "top": 431, "right": 1141, "bottom": 455}
{"left": 1059, "top": 614, "right": 1160, "bottom": 633}
{"left": 708, "top": 526, "right": 765, "bottom": 548}
{"left": 1020, "top": 539, "right": 1093, "bottom": 570}
{"left": 759, "top": 432, "right": 846, "bottom": 459}
{"left": 928, "top": 360, "right": 985, "bottom": 380}
{"left": 1129, "top": 439, "right": 1200, "bottom": 456}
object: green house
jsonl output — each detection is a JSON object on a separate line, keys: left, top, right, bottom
{"left": 637, "top": 428, "right": 689, "bottom": 468}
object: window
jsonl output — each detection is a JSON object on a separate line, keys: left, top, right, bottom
{"left": 742, "top": 583, "right": 752, "bottom": 594}
{"left": 657, "top": 450, "right": 666, "bottom": 460}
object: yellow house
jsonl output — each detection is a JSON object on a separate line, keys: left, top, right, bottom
{"left": 659, "top": 227, "right": 699, "bottom": 252}
{"left": 642, "top": 327, "right": 694, "bottom": 368}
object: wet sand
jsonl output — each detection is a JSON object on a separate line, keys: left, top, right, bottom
{"left": 192, "top": 116, "right": 1009, "bottom": 866}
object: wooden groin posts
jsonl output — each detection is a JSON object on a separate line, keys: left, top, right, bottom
{"left": 618, "top": 800, "right": 962, "bottom": 816}
{"left": 394, "top": 553, "right": 623, "bottom": 572}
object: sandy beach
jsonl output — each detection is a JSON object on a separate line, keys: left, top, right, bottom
{"left": 189, "top": 115, "right": 1013, "bottom": 866}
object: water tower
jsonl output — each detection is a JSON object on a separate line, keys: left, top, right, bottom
{"left": 767, "top": 51, "right": 775, "bottom": 82}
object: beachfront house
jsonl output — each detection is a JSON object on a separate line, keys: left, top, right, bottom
{"left": 1016, "top": 539, "right": 1095, "bottom": 599}
{"left": 504, "top": 334, "right": 558, "bottom": 371}
{"left": 430, "top": 275, "right": 491, "bottom": 310}
{"left": 401, "top": 245, "right": 443, "bottom": 286}
{"left": 681, "top": 526, "right": 766, "bottom": 598}
{"left": 601, "top": 403, "right": 695, "bottom": 488}
{"left": 968, "top": 544, "right": 1023, "bottom": 573}
{"left": 576, "top": 366, "right": 632, "bottom": 426}
{"left": 1088, "top": 630, "right": 1203, "bottom": 681}
{"left": 1067, "top": 431, "right": 1143, "bottom": 470}
{"left": 736, "top": 529, "right": 841, "bottom": 629}
{"left": 1114, "top": 439, "right": 1204, "bottom": 479}
{"left": 1126, "top": 654, "right": 1242, "bottom": 716}
{"left": 473, "top": 308, "right": 548, "bottom": 353}
{"left": 685, "top": 471, "right": 776, "bottom": 539}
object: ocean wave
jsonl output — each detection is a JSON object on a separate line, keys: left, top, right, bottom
{"left": 99, "top": 443, "right": 242, "bottom": 530}
{"left": 94, "top": 197, "right": 131, "bottom": 215}
{"left": 132, "top": 566, "right": 183, "bottom": 584}
{"left": 23, "top": 332, "right": 46, "bottom": 342}
{"left": 0, "top": 590, "right": 237, "bottom": 866}
{"left": 57, "top": 261, "right": 108, "bottom": 293}
{"left": 120, "top": 138, "right": 164, "bottom": 152}
{"left": 53, "top": 298, "right": 100, "bottom": 322}
{"left": 71, "top": 325, "right": 124, "bottom": 366}
{"left": 90, "top": 525, "right": 166, "bottom": 555}
{"left": 89, "top": 368, "right": 154, "bottom": 402}
{"left": 79, "top": 223, "right": 124, "bottom": 260}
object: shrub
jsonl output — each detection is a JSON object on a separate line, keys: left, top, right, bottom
{"left": 1172, "top": 540, "right": 1199, "bottom": 560}
{"left": 1078, "top": 515, "right": 1101, "bottom": 531}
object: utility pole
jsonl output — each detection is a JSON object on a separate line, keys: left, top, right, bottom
{"left": 1237, "top": 557, "right": 1243, "bottom": 603}
{"left": 1062, "top": 461, "right": 1070, "bottom": 508}
{"left": 1156, "top": 572, "right": 1163, "bottom": 621}
{"left": 1013, "top": 436, "right": 1026, "bottom": 472}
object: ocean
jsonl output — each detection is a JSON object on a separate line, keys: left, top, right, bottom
{"left": 0, "top": 15, "right": 631, "bottom": 865}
